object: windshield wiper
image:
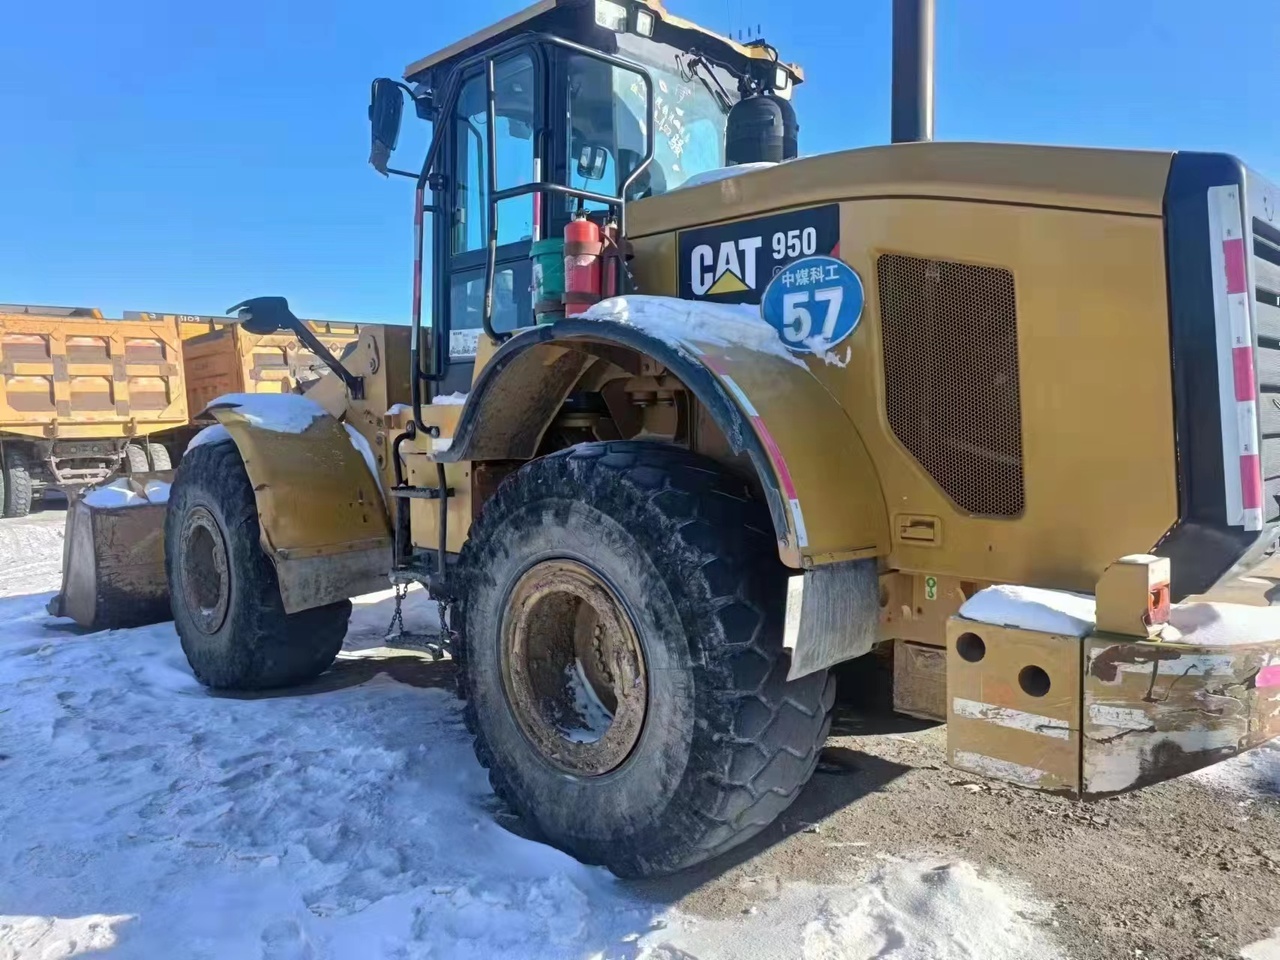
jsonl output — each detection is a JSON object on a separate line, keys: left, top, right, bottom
{"left": 678, "top": 52, "right": 733, "bottom": 114}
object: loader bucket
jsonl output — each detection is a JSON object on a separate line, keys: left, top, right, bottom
{"left": 48, "top": 474, "right": 174, "bottom": 631}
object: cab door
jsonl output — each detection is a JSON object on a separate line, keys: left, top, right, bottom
{"left": 432, "top": 48, "right": 545, "bottom": 395}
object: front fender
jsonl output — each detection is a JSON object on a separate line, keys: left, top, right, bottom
{"left": 442, "top": 317, "right": 888, "bottom": 568}
{"left": 206, "top": 396, "right": 392, "bottom": 612}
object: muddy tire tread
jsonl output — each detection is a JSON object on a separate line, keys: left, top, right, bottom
{"left": 123, "top": 444, "right": 150, "bottom": 475}
{"left": 165, "top": 440, "right": 349, "bottom": 690}
{"left": 1, "top": 451, "right": 33, "bottom": 518}
{"left": 458, "top": 440, "right": 834, "bottom": 876}
{"left": 146, "top": 442, "right": 172, "bottom": 471}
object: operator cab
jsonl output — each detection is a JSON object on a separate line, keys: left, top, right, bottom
{"left": 367, "top": 0, "right": 802, "bottom": 398}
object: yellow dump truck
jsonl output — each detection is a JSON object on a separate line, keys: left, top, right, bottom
{"left": 0, "top": 305, "right": 187, "bottom": 515}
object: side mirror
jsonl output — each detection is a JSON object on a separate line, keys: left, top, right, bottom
{"left": 576, "top": 144, "right": 608, "bottom": 181}
{"left": 368, "top": 78, "right": 405, "bottom": 176}
{"left": 227, "top": 296, "right": 293, "bottom": 336}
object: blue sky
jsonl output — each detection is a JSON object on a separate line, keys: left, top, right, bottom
{"left": 1, "top": 0, "right": 1276, "bottom": 323}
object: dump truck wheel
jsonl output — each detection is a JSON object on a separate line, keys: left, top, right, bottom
{"left": 124, "top": 444, "right": 150, "bottom": 475}
{"left": 458, "top": 441, "right": 835, "bottom": 877}
{"left": 146, "top": 443, "right": 172, "bottom": 470}
{"left": 1, "top": 452, "right": 33, "bottom": 518}
{"left": 165, "top": 441, "right": 351, "bottom": 690}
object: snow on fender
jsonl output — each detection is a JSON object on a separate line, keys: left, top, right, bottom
{"left": 197, "top": 393, "right": 381, "bottom": 495}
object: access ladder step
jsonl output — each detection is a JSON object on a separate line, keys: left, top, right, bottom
{"left": 390, "top": 486, "right": 454, "bottom": 500}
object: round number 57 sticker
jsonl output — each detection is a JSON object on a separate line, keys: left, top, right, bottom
{"left": 760, "top": 255, "right": 865, "bottom": 354}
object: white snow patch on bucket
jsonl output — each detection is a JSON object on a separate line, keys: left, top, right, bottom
{"left": 81, "top": 477, "right": 170, "bottom": 509}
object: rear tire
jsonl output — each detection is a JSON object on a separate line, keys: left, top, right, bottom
{"left": 165, "top": 441, "right": 350, "bottom": 690}
{"left": 124, "top": 444, "right": 150, "bottom": 475}
{"left": 1, "top": 451, "right": 33, "bottom": 518}
{"left": 146, "top": 442, "right": 172, "bottom": 470}
{"left": 458, "top": 441, "right": 834, "bottom": 877}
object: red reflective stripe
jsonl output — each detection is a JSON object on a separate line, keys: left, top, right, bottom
{"left": 1233, "top": 345, "right": 1257, "bottom": 401}
{"left": 754, "top": 417, "right": 797, "bottom": 499}
{"left": 1224, "top": 237, "right": 1248, "bottom": 295}
{"left": 1241, "top": 453, "right": 1263, "bottom": 509}
{"left": 699, "top": 354, "right": 798, "bottom": 500}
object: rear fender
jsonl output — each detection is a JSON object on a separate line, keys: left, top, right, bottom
{"left": 206, "top": 398, "right": 392, "bottom": 613}
{"left": 441, "top": 318, "right": 890, "bottom": 570}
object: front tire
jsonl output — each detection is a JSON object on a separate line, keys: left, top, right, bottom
{"left": 165, "top": 441, "right": 350, "bottom": 690}
{"left": 459, "top": 442, "right": 834, "bottom": 877}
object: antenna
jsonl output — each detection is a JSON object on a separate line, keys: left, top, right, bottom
{"left": 728, "top": 1, "right": 770, "bottom": 46}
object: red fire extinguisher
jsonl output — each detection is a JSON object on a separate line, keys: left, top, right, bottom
{"left": 563, "top": 211, "right": 602, "bottom": 317}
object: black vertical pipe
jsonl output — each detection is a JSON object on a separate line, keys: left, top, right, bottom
{"left": 482, "top": 58, "right": 502, "bottom": 343}
{"left": 891, "top": 0, "right": 935, "bottom": 143}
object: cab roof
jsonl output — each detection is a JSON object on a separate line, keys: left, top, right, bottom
{"left": 403, "top": 0, "right": 803, "bottom": 88}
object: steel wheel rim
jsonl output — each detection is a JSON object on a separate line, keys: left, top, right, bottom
{"left": 501, "top": 559, "right": 648, "bottom": 777}
{"left": 180, "top": 505, "right": 231, "bottom": 635}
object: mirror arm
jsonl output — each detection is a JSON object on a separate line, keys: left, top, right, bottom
{"left": 227, "top": 298, "right": 365, "bottom": 400}
{"left": 291, "top": 321, "right": 365, "bottom": 400}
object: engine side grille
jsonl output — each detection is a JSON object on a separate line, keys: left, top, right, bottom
{"left": 1252, "top": 217, "right": 1280, "bottom": 521}
{"left": 877, "top": 254, "right": 1025, "bottom": 517}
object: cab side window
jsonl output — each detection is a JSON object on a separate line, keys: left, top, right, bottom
{"left": 452, "top": 53, "right": 537, "bottom": 253}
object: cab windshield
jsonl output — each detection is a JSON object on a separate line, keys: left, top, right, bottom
{"left": 566, "top": 34, "right": 732, "bottom": 201}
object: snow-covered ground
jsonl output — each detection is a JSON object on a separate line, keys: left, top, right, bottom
{"left": 0, "top": 507, "right": 66, "bottom": 599}
{"left": 2, "top": 514, "right": 1279, "bottom": 959}
{"left": 0, "top": 515, "right": 1072, "bottom": 959}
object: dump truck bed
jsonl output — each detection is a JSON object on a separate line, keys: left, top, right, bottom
{"left": 0, "top": 312, "right": 187, "bottom": 439}
{"left": 178, "top": 319, "right": 361, "bottom": 413}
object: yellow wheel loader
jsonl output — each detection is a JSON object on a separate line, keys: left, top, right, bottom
{"left": 72, "top": 0, "right": 1280, "bottom": 876}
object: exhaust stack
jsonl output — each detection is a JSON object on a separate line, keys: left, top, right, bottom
{"left": 891, "top": 0, "right": 935, "bottom": 143}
